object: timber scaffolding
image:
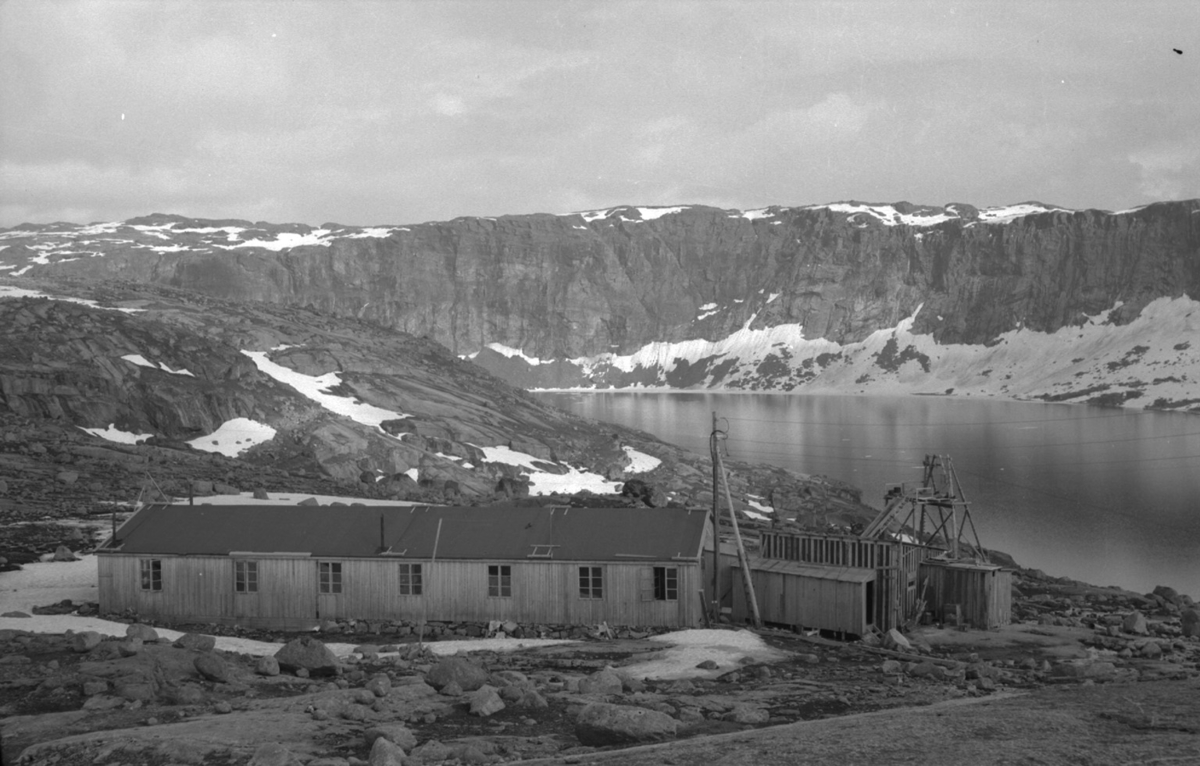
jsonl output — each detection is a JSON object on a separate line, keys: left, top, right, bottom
{"left": 742, "top": 453, "right": 1011, "bottom": 633}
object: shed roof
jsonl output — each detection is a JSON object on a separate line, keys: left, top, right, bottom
{"left": 102, "top": 504, "right": 709, "bottom": 562}
{"left": 921, "top": 558, "right": 1007, "bottom": 573}
{"left": 748, "top": 558, "right": 876, "bottom": 583}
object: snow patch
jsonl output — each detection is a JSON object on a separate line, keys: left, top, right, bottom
{"left": 484, "top": 343, "right": 545, "bottom": 366}
{"left": 623, "top": 629, "right": 788, "bottom": 680}
{"left": 975, "top": 203, "right": 1069, "bottom": 224}
{"left": 0, "top": 285, "right": 144, "bottom": 313}
{"left": 186, "top": 417, "right": 276, "bottom": 457}
{"left": 230, "top": 230, "right": 332, "bottom": 251}
{"left": 120, "top": 354, "right": 195, "bottom": 376}
{"left": 741, "top": 209, "right": 774, "bottom": 220}
{"left": 636, "top": 206, "right": 688, "bottom": 221}
{"left": 241, "top": 351, "right": 407, "bottom": 428}
{"left": 622, "top": 446, "right": 661, "bottom": 473}
{"left": 340, "top": 227, "right": 396, "bottom": 239}
{"left": 79, "top": 423, "right": 153, "bottom": 444}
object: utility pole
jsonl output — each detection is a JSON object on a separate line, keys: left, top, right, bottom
{"left": 710, "top": 411, "right": 720, "bottom": 622}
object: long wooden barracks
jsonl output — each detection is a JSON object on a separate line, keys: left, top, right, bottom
{"left": 97, "top": 504, "right": 711, "bottom": 631}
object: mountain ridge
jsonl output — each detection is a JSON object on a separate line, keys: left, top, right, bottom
{"left": 2, "top": 199, "right": 1197, "bottom": 410}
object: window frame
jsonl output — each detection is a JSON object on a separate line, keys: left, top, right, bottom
{"left": 578, "top": 565, "right": 604, "bottom": 599}
{"left": 487, "top": 564, "right": 512, "bottom": 598}
{"left": 398, "top": 563, "right": 423, "bottom": 596}
{"left": 318, "top": 561, "right": 343, "bottom": 594}
{"left": 653, "top": 566, "right": 678, "bottom": 601}
{"left": 139, "top": 558, "right": 162, "bottom": 592}
{"left": 234, "top": 560, "right": 258, "bottom": 594}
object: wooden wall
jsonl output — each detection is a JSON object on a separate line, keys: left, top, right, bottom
{"left": 98, "top": 554, "right": 699, "bottom": 629}
{"left": 732, "top": 567, "right": 871, "bottom": 635}
{"left": 758, "top": 530, "right": 937, "bottom": 630}
{"left": 919, "top": 562, "right": 1012, "bottom": 629}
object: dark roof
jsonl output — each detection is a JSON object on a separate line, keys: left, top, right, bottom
{"left": 103, "top": 504, "right": 709, "bottom": 562}
{"left": 748, "top": 558, "right": 876, "bottom": 583}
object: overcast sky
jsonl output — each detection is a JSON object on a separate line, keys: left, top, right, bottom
{"left": 2, "top": 1, "right": 1198, "bottom": 227}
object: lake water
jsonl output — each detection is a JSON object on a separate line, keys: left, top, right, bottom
{"left": 536, "top": 392, "right": 1200, "bottom": 598}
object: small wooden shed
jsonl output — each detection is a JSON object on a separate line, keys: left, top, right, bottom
{"left": 97, "top": 504, "right": 710, "bottom": 631}
{"left": 918, "top": 559, "right": 1012, "bottom": 629}
{"left": 757, "top": 529, "right": 938, "bottom": 630}
{"left": 732, "top": 558, "right": 876, "bottom": 636}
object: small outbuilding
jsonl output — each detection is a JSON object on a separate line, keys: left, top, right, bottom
{"left": 732, "top": 558, "right": 876, "bottom": 636}
{"left": 97, "top": 504, "right": 710, "bottom": 631}
{"left": 918, "top": 558, "right": 1012, "bottom": 629}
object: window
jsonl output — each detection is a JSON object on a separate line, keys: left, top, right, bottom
{"left": 653, "top": 566, "right": 678, "bottom": 601}
{"left": 234, "top": 560, "right": 258, "bottom": 593}
{"left": 488, "top": 565, "right": 512, "bottom": 598}
{"left": 579, "top": 566, "right": 603, "bottom": 599}
{"left": 399, "top": 563, "right": 422, "bottom": 595}
{"left": 319, "top": 562, "right": 342, "bottom": 594}
{"left": 139, "top": 559, "right": 162, "bottom": 591}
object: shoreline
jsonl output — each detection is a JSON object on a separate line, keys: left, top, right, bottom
{"left": 532, "top": 385, "right": 1199, "bottom": 416}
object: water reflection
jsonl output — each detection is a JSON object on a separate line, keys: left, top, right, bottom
{"left": 537, "top": 392, "right": 1200, "bottom": 597}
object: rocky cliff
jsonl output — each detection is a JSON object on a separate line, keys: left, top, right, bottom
{"left": 1, "top": 201, "right": 1197, "bottom": 408}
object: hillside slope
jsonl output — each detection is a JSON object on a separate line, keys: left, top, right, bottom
{"left": 0, "top": 279, "right": 866, "bottom": 522}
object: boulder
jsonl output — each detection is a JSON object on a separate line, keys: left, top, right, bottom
{"left": 247, "top": 743, "right": 303, "bottom": 766}
{"left": 126, "top": 623, "right": 159, "bottom": 642}
{"left": 194, "top": 653, "right": 229, "bottom": 683}
{"left": 468, "top": 685, "right": 505, "bottom": 717}
{"left": 1181, "top": 608, "right": 1199, "bottom": 638}
{"left": 173, "top": 633, "right": 216, "bottom": 651}
{"left": 117, "top": 638, "right": 143, "bottom": 657}
{"left": 363, "top": 724, "right": 417, "bottom": 753}
{"left": 274, "top": 636, "right": 340, "bottom": 676}
{"left": 578, "top": 668, "right": 625, "bottom": 695}
{"left": 255, "top": 655, "right": 280, "bottom": 676}
{"left": 883, "top": 628, "right": 911, "bottom": 651}
{"left": 1123, "top": 612, "right": 1149, "bottom": 635}
{"left": 56, "top": 470, "right": 79, "bottom": 485}
{"left": 52, "top": 545, "right": 78, "bottom": 562}
{"left": 365, "top": 673, "right": 391, "bottom": 697}
{"left": 575, "top": 702, "right": 678, "bottom": 746}
{"left": 367, "top": 738, "right": 407, "bottom": 766}
{"left": 425, "top": 655, "right": 489, "bottom": 691}
{"left": 253, "top": 487, "right": 270, "bottom": 500}
{"left": 72, "top": 631, "right": 102, "bottom": 652}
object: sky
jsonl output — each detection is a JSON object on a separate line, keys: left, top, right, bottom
{"left": 1, "top": 0, "right": 1198, "bottom": 227}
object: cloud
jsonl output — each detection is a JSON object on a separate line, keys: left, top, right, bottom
{"left": 1129, "top": 143, "right": 1200, "bottom": 201}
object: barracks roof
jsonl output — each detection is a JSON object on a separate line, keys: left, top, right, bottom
{"left": 102, "top": 504, "right": 709, "bottom": 562}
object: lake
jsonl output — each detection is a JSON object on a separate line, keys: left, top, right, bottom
{"left": 536, "top": 392, "right": 1200, "bottom": 598}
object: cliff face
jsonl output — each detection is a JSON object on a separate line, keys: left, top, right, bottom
{"left": 1, "top": 201, "right": 1197, "bottom": 407}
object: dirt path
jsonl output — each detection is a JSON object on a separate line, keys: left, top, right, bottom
{"left": 512, "top": 678, "right": 1200, "bottom": 766}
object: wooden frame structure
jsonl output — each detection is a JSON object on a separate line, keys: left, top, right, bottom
{"left": 758, "top": 529, "right": 938, "bottom": 631}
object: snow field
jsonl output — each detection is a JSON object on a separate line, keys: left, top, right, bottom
{"left": 79, "top": 424, "right": 153, "bottom": 444}
{"left": 120, "top": 353, "right": 195, "bottom": 377}
{"left": 241, "top": 350, "right": 407, "bottom": 429}
{"left": 186, "top": 418, "right": 277, "bottom": 457}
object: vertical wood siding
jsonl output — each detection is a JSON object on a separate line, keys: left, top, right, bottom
{"left": 759, "top": 531, "right": 938, "bottom": 630}
{"left": 733, "top": 568, "right": 870, "bottom": 635}
{"left": 919, "top": 563, "right": 1012, "bottom": 629}
{"left": 98, "top": 554, "right": 699, "bottom": 629}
